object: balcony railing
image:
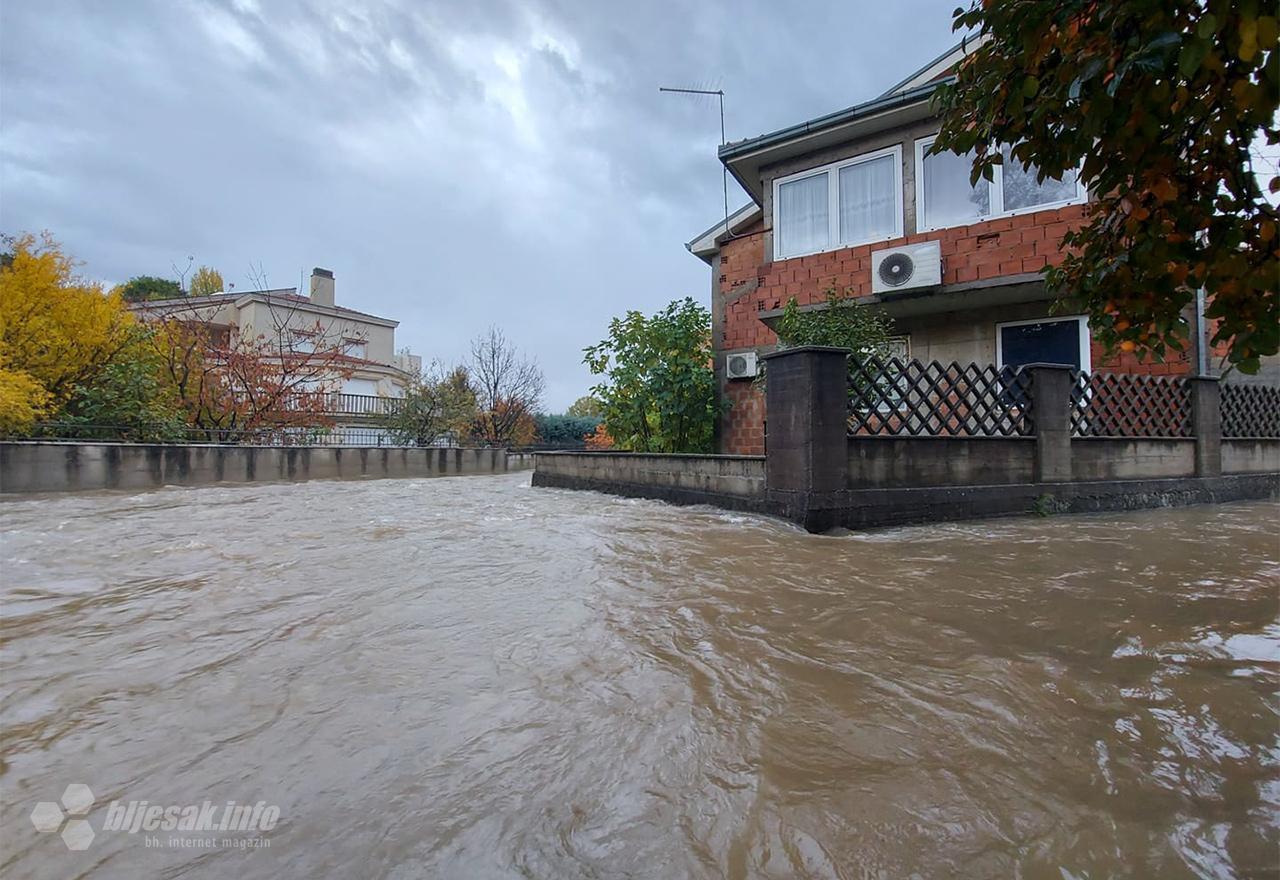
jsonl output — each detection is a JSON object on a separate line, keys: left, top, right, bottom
{"left": 227, "top": 392, "right": 406, "bottom": 417}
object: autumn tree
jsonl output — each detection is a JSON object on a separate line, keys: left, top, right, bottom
{"left": 566, "top": 395, "right": 602, "bottom": 418}
{"left": 117, "top": 275, "right": 183, "bottom": 303}
{"left": 380, "top": 361, "right": 478, "bottom": 446}
{"left": 584, "top": 297, "right": 721, "bottom": 454}
{"left": 468, "top": 326, "right": 544, "bottom": 446}
{"left": 0, "top": 366, "right": 51, "bottom": 434}
{"left": 479, "top": 399, "right": 537, "bottom": 447}
{"left": 0, "top": 233, "right": 138, "bottom": 431}
{"left": 143, "top": 301, "right": 355, "bottom": 441}
{"left": 189, "top": 266, "right": 225, "bottom": 298}
{"left": 583, "top": 422, "right": 615, "bottom": 450}
{"left": 931, "top": 0, "right": 1279, "bottom": 372}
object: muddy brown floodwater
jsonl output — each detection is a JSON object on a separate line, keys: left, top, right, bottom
{"left": 0, "top": 473, "right": 1277, "bottom": 879}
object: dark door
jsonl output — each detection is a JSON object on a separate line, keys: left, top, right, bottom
{"left": 1000, "top": 319, "right": 1083, "bottom": 370}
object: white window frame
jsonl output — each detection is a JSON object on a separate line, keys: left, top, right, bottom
{"left": 915, "top": 135, "right": 1087, "bottom": 233}
{"left": 995, "top": 315, "right": 1092, "bottom": 373}
{"left": 772, "top": 144, "right": 904, "bottom": 261}
{"left": 291, "top": 330, "right": 317, "bottom": 354}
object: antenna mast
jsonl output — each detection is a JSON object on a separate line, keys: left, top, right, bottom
{"left": 659, "top": 86, "right": 739, "bottom": 241}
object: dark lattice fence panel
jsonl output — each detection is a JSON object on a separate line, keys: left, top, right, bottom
{"left": 847, "top": 356, "right": 1034, "bottom": 437}
{"left": 1068, "top": 372, "right": 1191, "bottom": 437}
{"left": 1221, "top": 383, "right": 1280, "bottom": 438}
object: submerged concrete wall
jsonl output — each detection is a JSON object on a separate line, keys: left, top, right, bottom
{"left": 531, "top": 452, "right": 767, "bottom": 511}
{"left": 848, "top": 437, "right": 1036, "bottom": 488}
{"left": 1221, "top": 439, "right": 1280, "bottom": 474}
{"left": 846, "top": 437, "right": 1205, "bottom": 488}
{"left": 1070, "top": 438, "right": 1197, "bottom": 481}
{"left": 534, "top": 448, "right": 1278, "bottom": 531}
{"left": 0, "top": 442, "right": 532, "bottom": 494}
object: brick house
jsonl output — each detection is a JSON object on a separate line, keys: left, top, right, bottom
{"left": 688, "top": 40, "right": 1218, "bottom": 456}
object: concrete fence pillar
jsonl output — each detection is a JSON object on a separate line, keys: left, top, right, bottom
{"left": 1188, "top": 376, "right": 1222, "bottom": 477}
{"left": 1027, "top": 363, "right": 1075, "bottom": 483}
{"left": 761, "top": 346, "right": 850, "bottom": 529}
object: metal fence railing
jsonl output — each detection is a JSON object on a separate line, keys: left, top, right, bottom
{"left": 226, "top": 392, "right": 405, "bottom": 417}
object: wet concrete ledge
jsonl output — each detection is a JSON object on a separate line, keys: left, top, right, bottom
{"left": 0, "top": 442, "right": 533, "bottom": 494}
{"left": 781, "top": 473, "right": 1280, "bottom": 532}
{"left": 532, "top": 469, "right": 775, "bottom": 516}
{"left": 533, "top": 451, "right": 1279, "bottom": 532}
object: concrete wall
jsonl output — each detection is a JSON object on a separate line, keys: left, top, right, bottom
{"left": 531, "top": 452, "right": 766, "bottom": 508}
{"left": 1222, "top": 439, "right": 1280, "bottom": 474}
{"left": 848, "top": 437, "right": 1036, "bottom": 488}
{"left": 532, "top": 436, "right": 1273, "bottom": 505}
{"left": 1071, "top": 438, "right": 1197, "bottom": 481}
{"left": 0, "top": 443, "right": 532, "bottom": 494}
{"left": 897, "top": 301, "right": 1056, "bottom": 367}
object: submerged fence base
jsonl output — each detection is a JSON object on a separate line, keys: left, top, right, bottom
{"left": 533, "top": 452, "right": 1279, "bottom": 531}
{"left": 533, "top": 346, "right": 1280, "bottom": 532}
{"left": 0, "top": 442, "right": 533, "bottom": 494}
{"left": 773, "top": 473, "right": 1280, "bottom": 532}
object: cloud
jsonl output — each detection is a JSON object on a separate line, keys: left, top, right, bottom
{"left": 0, "top": 0, "right": 958, "bottom": 408}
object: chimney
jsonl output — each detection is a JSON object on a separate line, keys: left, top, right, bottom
{"left": 310, "top": 268, "right": 335, "bottom": 307}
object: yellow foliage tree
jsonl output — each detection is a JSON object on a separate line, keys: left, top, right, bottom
{"left": 189, "top": 266, "right": 224, "bottom": 298}
{"left": 0, "top": 233, "right": 137, "bottom": 430}
{"left": 0, "top": 364, "right": 52, "bottom": 433}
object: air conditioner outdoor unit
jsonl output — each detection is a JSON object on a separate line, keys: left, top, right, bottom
{"left": 725, "top": 351, "right": 758, "bottom": 380}
{"left": 870, "top": 240, "right": 943, "bottom": 295}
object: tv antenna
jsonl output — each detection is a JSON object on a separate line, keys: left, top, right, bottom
{"left": 659, "top": 86, "right": 744, "bottom": 242}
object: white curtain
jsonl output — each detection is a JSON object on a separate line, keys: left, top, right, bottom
{"left": 839, "top": 155, "right": 896, "bottom": 244}
{"left": 923, "top": 147, "right": 990, "bottom": 229}
{"left": 777, "top": 173, "right": 829, "bottom": 257}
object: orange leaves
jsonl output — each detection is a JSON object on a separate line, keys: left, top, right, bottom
{"left": 1146, "top": 175, "right": 1177, "bottom": 203}
{"left": 584, "top": 422, "right": 615, "bottom": 450}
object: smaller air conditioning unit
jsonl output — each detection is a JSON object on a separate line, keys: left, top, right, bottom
{"left": 870, "top": 241, "right": 942, "bottom": 294}
{"left": 725, "top": 351, "right": 758, "bottom": 380}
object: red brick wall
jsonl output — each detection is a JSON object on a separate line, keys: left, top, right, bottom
{"left": 1091, "top": 340, "right": 1193, "bottom": 376}
{"left": 715, "top": 203, "right": 1193, "bottom": 453}
{"left": 722, "top": 381, "right": 765, "bottom": 455}
{"left": 757, "top": 205, "right": 1080, "bottom": 322}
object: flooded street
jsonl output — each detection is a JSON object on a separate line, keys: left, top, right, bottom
{"left": 1, "top": 473, "right": 1277, "bottom": 879}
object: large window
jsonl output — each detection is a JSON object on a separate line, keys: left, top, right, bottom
{"left": 774, "top": 145, "right": 903, "bottom": 260}
{"left": 915, "top": 136, "right": 1085, "bottom": 232}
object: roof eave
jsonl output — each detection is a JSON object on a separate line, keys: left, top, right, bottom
{"left": 685, "top": 203, "right": 764, "bottom": 261}
{"left": 717, "top": 80, "right": 945, "bottom": 165}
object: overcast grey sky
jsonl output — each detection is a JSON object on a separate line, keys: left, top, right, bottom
{"left": 0, "top": 0, "right": 958, "bottom": 409}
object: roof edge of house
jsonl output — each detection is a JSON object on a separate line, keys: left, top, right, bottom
{"left": 717, "top": 80, "right": 945, "bottom": 165}
{"left": 686, "top": 203, "right": 764, "bottom": 260}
